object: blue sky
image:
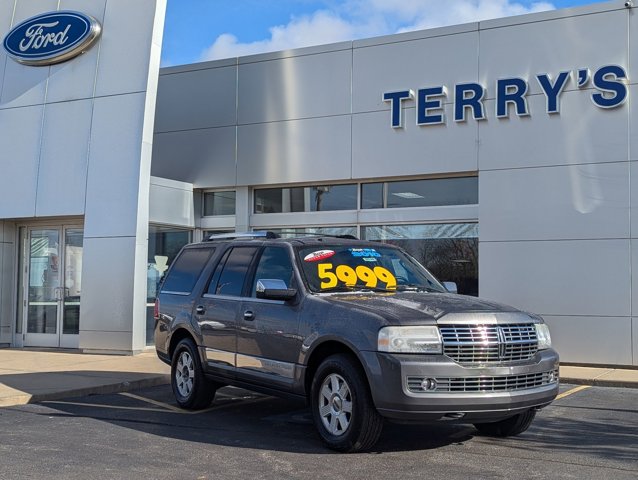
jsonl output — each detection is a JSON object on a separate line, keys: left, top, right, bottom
{"left": 161, "top": 0, "right": 601, "bottom": 67}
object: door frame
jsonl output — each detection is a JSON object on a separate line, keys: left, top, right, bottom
{"left": 16, "top": 220, "right": 84, "bottom": 349}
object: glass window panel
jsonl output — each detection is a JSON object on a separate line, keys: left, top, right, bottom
{"left": 147, "top": 226, "right": 193, "bottom": 345}
{"left": 148, "top": 227, "right": 192, "bottom": 299}
{"left": 308, "top": 185, "right": 357, "bottom": 211}
{"left": 254, "top": 188, "right": 283, "bottom": 213}
{"left": 161, "top": 248, "right": 212, "bottom": 295}
{"left": 362, "top": 223, "right": 478, "bottom": 296}
{"left": 254, "top": 184, "right": 357, "bottom": 213}
{"left": 203, "top": 191, "right": 236, "bottom": 216}
{"left": 63, "top": 229, "right": 83, "bottom": 335}
{"left": 215, "top": 247, "right": 258, "bottom": 297}
{"left": 361, "top": 182, "right": 384, "bottom": 209}
{"left": 386, "top": 177, "right": 478, "bottom": 208}
{"left": 27, "top": 229, "right": 59, "bottom": 334}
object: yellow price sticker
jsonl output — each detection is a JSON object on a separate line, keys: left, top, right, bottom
{"left": 318, "top": 263, "right": 397, "bottom": 290}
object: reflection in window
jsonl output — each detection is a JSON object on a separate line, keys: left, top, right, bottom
{"left": 146, "top": 226, "right": 192, "bottom": 345}
{"left": 362, "top": 177, "right": 478, "bottom": 209}
{"left": 214, "top": 247, "right": 259, "bottom": 297}
{"left": 254, "top": 184, "right": 357, "bottom": 213}
{"left": 362, "top": 223, "right": 478, "bottom": 296}
{"left": 264, "top": 226, "right": 357, "bottom": 239}
{"left": 203, "top": 191, "right": 236, "bottom": 216}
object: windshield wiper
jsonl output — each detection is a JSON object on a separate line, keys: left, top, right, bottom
{"left": 318, "top": 285, "right": 356, "bottom": 293}
{"left": 395, "top": 284, "right": 437, "bottom": 292}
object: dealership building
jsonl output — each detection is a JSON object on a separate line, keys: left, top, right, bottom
{"left": 0, "top": 0, "right": 637, "bottom": 367}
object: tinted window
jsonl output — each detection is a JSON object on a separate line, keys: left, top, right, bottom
{"left": 203, "top": 191, "right": 236, "bottom": 216}
{"left": 254, "top": 184, "right": 357, "bottom": 213}
{"left": 386, "top": 177, "right": 477, "bottom": 208}
{"left": 361, "top": 177, "right": 478, "bottom": 209}
{"left": 215, "top": 247, "right": 258, "bottom": 297}
{"left": 361, "top": 182, "right": 383, "bottom": 209}
{"left": 161, "top": 248, "right": 213, "bottom": 294}
{"left": 251, "top": 247, "right": 295, "bottom": 296}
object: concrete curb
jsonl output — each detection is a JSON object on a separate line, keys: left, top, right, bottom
{"left": 0, "top": 374, "right": 170, "bottom": 408}
{"left": 560, "top": 377, "right": 638, "bottom": 389}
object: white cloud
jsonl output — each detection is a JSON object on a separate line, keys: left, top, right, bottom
{"left": 200, "top": 0, "right": 556, "bottom": 62}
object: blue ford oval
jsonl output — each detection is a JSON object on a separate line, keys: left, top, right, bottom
{"left": 3, "top": 11, "right": 101, "bottom": 66}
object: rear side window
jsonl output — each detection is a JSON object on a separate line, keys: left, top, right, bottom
{"left": 161, "top": 248, "right": 214, "bottom": 295}
{"left": 215, "top": 247, "right": 258, "bottom": 297}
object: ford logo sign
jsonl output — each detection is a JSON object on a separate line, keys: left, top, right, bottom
{"left": 3, "top": 11, "right": 101, "bottom": 66}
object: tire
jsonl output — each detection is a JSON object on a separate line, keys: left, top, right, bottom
{"left": 171, "top": 338, "right": 218, "bottom": 410}
{"left": 310, "top": 354, "right": 383, "bottom": 453}
{"left": 474, "top": 409, "right": 537, "bottom": 437}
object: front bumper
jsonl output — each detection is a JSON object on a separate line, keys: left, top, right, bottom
{"left": 360, "top": 348, "right": 559, "bottom": 422}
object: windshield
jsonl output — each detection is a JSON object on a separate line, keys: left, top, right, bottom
{"left": 296, "top": 244, "right": 446, "bottom": 293}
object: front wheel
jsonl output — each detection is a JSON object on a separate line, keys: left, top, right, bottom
{"left": 310, "top": 354, "right": 383, "bottom": 453}
{"left": 171, "top": 338, "right": 218, "bottom": 410}
{"left": 474, "top": 409, "right": 536, "bottom": 437}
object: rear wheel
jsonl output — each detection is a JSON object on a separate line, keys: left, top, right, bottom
{"left": 171, "top": 338, "right": 218, "bottom": 410}
{"left": 310, "top": 354, "right": 383, "bottom": 452}
{"left": 474, "top": 409, "right": 536, "bottom": 437}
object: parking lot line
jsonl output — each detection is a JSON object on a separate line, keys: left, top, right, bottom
{"left": 118, "top": 391, "right": 273, "bottom": 415}
{"left": 555, "top": 385, "right": 590, "bottom": 400}
{"left": 42, "top": 400, "right": 169, "bottom": 413}
{"left": 119, "top": 392, "right": 185, "bottom": 413}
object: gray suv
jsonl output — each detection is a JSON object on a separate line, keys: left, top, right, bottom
{"left": 154, "top": 232, "right": 559, "bottom": 452}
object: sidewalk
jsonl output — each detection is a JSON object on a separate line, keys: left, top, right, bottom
{"left": 1, "top": 348, "right": 637, "bottom": 408}
{"left": 0, "top": 348, "right": 169, "bottom": 407}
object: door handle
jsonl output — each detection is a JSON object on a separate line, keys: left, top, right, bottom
{"left": 195, "top": 306, "right": 206, "bottom": 315}
{"left": 243, "top": 310, "right": 255, "bottom": 321}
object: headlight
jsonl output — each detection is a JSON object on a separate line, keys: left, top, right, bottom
{"left": 535, "top": 323, "right": 552, "bottom": 350}
{"left": 378, "top": 326, "right": 442, "bottom": 354}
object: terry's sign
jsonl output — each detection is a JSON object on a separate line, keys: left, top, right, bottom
{"left": 3, "top": 11, "right": 101, "bottom": 66}
{"left": 383, "top": 65, "right": 628, "bottom": 128}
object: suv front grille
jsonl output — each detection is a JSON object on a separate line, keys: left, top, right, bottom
{"left": 407, "top": 368, "right": 559, "bottom": 394}
{"left": 439, "top": 324, "right": 538, "bottom": 365}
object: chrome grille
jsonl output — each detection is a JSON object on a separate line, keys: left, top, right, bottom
{"left": 407, "top": 368, "right": 559, "bottom": 393}
{"left": 439, "top": 324, "right": 538, "bottom": 364}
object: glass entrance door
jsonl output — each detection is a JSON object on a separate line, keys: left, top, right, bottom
{"left": 23, "top": 227, "right": 83, "bottom": 348}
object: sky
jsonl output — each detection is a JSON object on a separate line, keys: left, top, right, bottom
{"left": 160, "top": 0, "right": 602, "bottom": 67}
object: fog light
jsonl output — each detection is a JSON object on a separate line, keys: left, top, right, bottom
{"left": 421, "top": 378, "right": 438, "bottom": 391}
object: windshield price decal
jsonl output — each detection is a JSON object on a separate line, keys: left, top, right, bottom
{"left": 317, "top": 263, "right": 397, "bottom": 290}
{"left": 349, "top": 248, "right": 381, "bottom": 258}
{"left": 304, "top": 249, "right": 335, "bottom": 262}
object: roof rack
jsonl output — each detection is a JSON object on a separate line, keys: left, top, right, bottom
{"left": 205, "top": 231, "right": 280, "bottom": 241}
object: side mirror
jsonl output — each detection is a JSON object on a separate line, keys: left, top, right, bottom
{"left": 256, "top": 279, "right": 297, "bottom": 301}
{"left": 442, "top": 281, "right": 458, "bottom": 294}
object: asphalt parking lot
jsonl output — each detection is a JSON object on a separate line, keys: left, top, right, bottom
{"left": 0, "top": 383, "right": 636, "bottom": 480}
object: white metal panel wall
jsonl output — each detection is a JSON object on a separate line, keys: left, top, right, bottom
{"left": 0, "top": 222, "right": 16, "bottom": 345}
{"left": 477, "top": 3, "right": 635, "bottom": 366}
{"left": 153, "top": 126, "right": 237, "bottom": 187}
{"left": 352, "top": 28, "right": 479, "bottom": 112}
{"left": 149, "top": 177, "right": 195, "bottom": 228}
{"left": 0, "top": 0, "right": 167, "bottom": 353}
{"left": 155, "top": 62, "right": 237, "bottom": 133}
{"left": 238, "top": 47, "right": 352, "bottom": 124}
